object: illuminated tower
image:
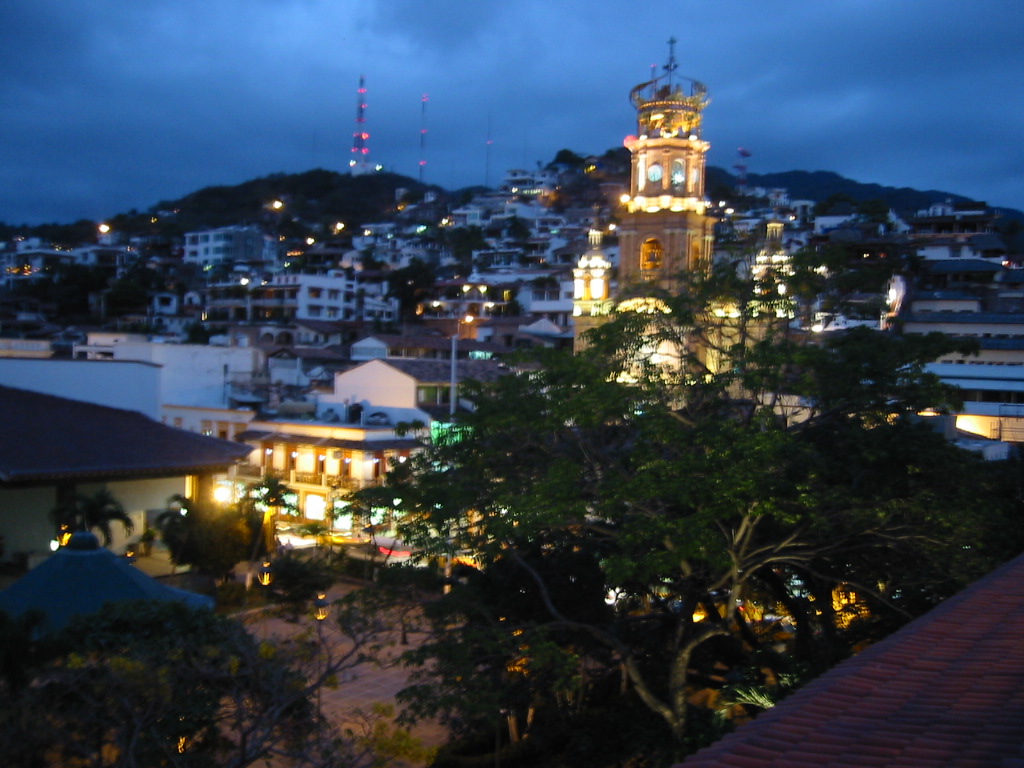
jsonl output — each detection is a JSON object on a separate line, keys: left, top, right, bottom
{"left": 617, "top": 39, "right": 714, "bottom": 293}
{"left": 572, "top": 229, "right": 614, "bottom": 351}
{"left": 349, "top": 75, "right": 371, "bottom": 176}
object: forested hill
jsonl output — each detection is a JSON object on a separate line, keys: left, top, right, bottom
{"left": 707, "top": 166, "right": 1022, "bottom": 222}
{"left": 5, "top": 155, "right": 1020, "bottom": 245}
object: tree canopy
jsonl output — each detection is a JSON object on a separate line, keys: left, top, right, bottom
{"left": 366, "top": 254, "right": 1024, "bottom": 765}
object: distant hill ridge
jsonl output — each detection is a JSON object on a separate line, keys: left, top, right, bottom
{"left": 705, "top": 167, "right": 1019, "bottom": 217}
{"left": 5, "top": 158, "right": 1020, "bottom": 240}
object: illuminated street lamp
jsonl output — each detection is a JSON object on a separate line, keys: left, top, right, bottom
{"left": 257, "top": 560, "right": 274, "bottom": 587}
{"left": 313, "top": 591, "right": 330, "bottom": 622}
{"left": 449, "top": 314, "right": 474, "bottom": 416}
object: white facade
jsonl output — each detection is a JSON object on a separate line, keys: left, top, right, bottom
{"left": 0, "top": 358, "right": 162, "bottom": 419}
{"left": 318, "top": 360, "right": 430, "bottom": 427}
{"left": 205, "top": 272, "right": 399, "bottom": 324}
{"left": 184, "top": 226, "right": 273, "bottom": 267}
{"left": 111, "top": 342, "right": 263, "bottom": 408}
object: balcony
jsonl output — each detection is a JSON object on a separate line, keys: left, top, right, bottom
{"left": 234, "top": 464, "right": 381, "bottom": 490}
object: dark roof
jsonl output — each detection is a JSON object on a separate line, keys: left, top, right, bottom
{"left": 911, "top": 290, "right": 979, "bottom": 301}
{"left": 922, "top": 259, "right": 1003, "bottom": 274}
{"left": 356, "top": 333, "right": 508, "bottom": 355}
{"left": 0, "top": 385, "right": 250, "bottom": 484}
{"left": 375, "top": 358, "right": 511, "bottom": 384}
{"left": 678, "top": 553, "right": 1024, "bottom": 768}
{"left": 902, "top": 311, "right": 1024, "bottom": 325}
{"left": 293, "top": 319, "right": 350, "bottom": 335}
{"left": 0, "top": 532, "right": 212, "bottom": 634}
{"left": 268, "top": 345, "right": 350, "bottom": 361}
{"left": 997, "top": 269, "right": 1024, "bottom": 284}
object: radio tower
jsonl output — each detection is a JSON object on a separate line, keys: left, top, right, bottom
{"left": 734, "top": 147, "right": 752, "bottom": 196}
{"left": 418, "top": 93, "right": 428, "bottom": 183}
{"left": 349, "top": 75, "right": 371, "bottom": 176}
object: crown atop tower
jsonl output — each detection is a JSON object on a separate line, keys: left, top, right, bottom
{"left": 630, "top": 38, "right": 709, "bottom": 140}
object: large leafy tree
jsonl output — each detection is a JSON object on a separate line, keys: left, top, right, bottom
{"left": 373, "top": 256, "right": 1023, "bottom": 762}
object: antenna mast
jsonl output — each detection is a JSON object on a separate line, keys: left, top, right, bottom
{"left": 419, "top": 93, "right": 429, "bottom": 183}
{"left": 349, "top": 75, "right": 370, "bottom": 175}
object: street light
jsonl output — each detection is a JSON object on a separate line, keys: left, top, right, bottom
{"left": 313, "top": 591, "right": 331, "bottom": 622}
{"left": 450, "top": 314, "right": 474, "bottom": 416}
{"left": 313, "top": 590, "right": 331, "bottom": 732}
{"left": 257, "top": 560, "right": 274, "bottom": 586}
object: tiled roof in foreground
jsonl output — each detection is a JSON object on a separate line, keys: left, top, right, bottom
{"left": 0, "top": 385, "right": 250, "bottom": 484}
{"left": 678, "top": 553, "right": 1024, "bottom": 768}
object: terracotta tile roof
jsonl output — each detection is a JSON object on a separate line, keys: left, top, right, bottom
{"left": 677, "top": 553, "right": 1024, "bottom": 768}
{"left": 0, "top": 385, "right": 250, "bottom": 484}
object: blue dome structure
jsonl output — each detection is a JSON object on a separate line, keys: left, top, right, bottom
{"left": 0, "top": 531, "right": 213, "bottom": 634}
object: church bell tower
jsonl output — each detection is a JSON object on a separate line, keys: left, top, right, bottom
{"left": 618, "top": 39, "right": 714, "bottom": 295}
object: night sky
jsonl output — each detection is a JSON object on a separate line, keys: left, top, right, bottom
{"left": 2, "top": 0, "right": 1022, "bottom": 226}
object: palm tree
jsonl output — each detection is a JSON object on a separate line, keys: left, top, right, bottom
{"left": 52, "top": 488, "right": 134, "bottom": 546}
{"left": 245, "top": 477, "right": 298, "bottom": 552}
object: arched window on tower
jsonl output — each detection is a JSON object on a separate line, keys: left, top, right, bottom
{"left": 641, "top": 238, "right": 664, "bottom": 273}
{"left": 671, "top": 159, "right": 686, "bottom": 192}
{"left": 691, "top": 240, "right": 703, "bottom": 270}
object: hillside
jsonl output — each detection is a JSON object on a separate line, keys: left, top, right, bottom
{"left": 5, "top": 154, "right": 1021, "bottom": 250}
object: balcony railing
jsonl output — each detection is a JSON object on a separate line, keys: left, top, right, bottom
{"left": 234, "top": 464, "right": 381, "bottom": 490}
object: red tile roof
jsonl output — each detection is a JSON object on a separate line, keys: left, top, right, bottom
{"left": 677, "top": 553, "right": 1024, "bottom": 768}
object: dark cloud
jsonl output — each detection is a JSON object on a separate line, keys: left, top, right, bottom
{"left": 1, "top": 0, "right": 1022, "bottom": 225}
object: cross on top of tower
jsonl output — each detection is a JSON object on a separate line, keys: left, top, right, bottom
{"left": 664, "top": 37, "right": 679, "bottom": 80}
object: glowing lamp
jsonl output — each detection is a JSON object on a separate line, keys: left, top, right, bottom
{"left": 313, "top": 592, "right": 330, "bottom": 621}
{"left": 257, "top": 561, "right": 273, "bottom": 586}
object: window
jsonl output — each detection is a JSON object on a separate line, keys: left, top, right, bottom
{"left": 641, "top": 238, "right": 664, "bottom": 271}
{"left": 417, "top": 385, "right": 449, "bottom": 405}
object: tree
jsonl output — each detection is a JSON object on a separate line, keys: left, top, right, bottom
{"left": 387, "top": 258, "right": 437, "bottom": 320}
{"left": 156, "top": 496, "right": 252, "bottom": 582}
{"left": 0, "top": 598, "right": 431, "bottom": 767}
{"left": 548, "top": 149, "right": 586, "bottom": 170}
{"left": 269, "top": 552, "right": 336, "bottom": 621}
{"left": 51, "top": 487, "right": 133, "bottom": 546}
{"left": 105, "top": 277, "right": 150, "bottom": 316}
{"left": 442, "top": 226, "right": 489, "bottom": 273}
{"left": 371, "top": 258, "right": 1023, "bottom": 762}
{"left": 240, "top": 477, "right": 299, "bottom": 553}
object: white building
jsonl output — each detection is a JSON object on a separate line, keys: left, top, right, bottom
{"left": 203, "top": 271, "right": 398, "bottom": 324}
{"left": 184, "top": 226, "right": 275, "bottom": 268}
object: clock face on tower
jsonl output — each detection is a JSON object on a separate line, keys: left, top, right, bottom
{"left": 647, "top": 163, "right": 663, "bottom": 183}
